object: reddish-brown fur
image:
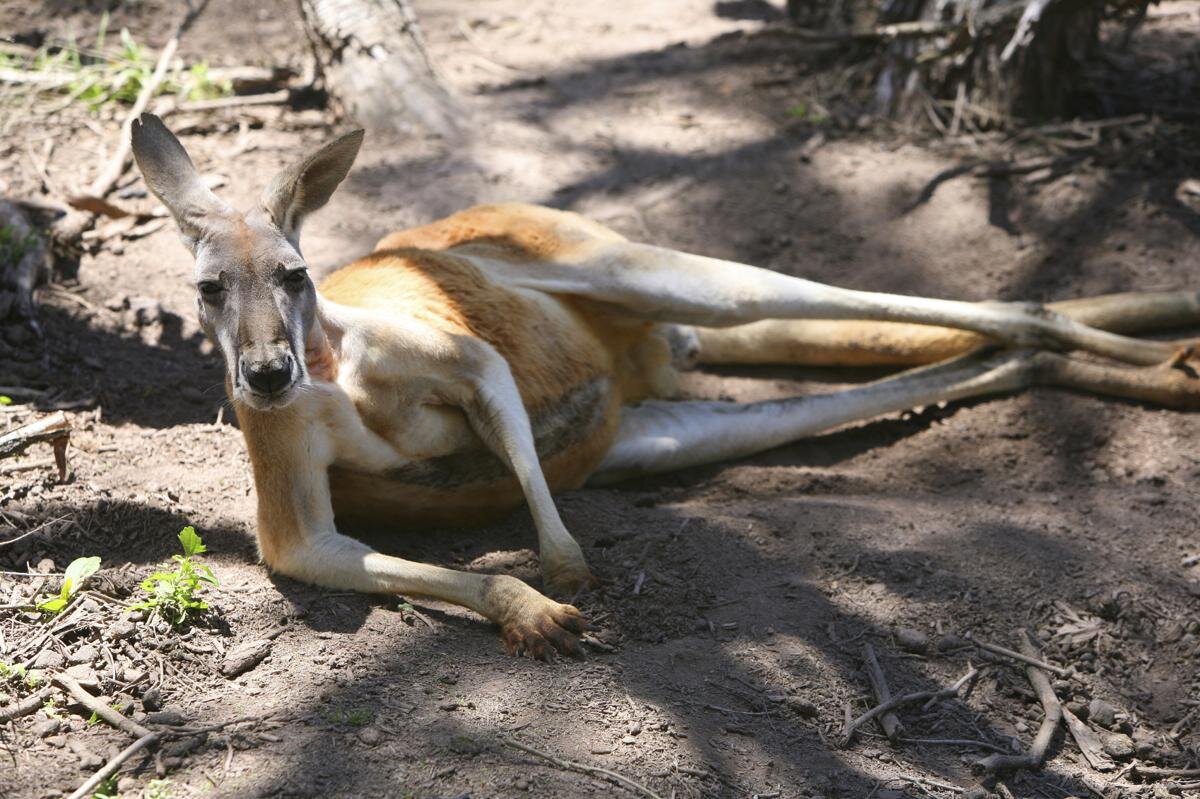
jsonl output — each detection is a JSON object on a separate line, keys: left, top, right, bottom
{"left": 315, "top": 205, "right": 673, "bottom": 526}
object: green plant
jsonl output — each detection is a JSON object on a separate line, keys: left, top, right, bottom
{"left": 91, "top": 773, "right": 120, "bottom": 799}
{"left": 127, "top": 527, "right": 218, "bottom": 626}
{"left": 0, "top": 396, "right": 12, "bottom": 406}
{"left": 37, "top": 556, "right": 101, "bottom": 614}
{"left": 324, "top": 705, "right": 374, "bottom": 727}
{"left": 2, "top": 16, "right": 231, "bottom": 114}
{"left": 145, "top": 778, "right": 173, "bottom": 799}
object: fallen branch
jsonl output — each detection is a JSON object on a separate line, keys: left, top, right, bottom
{"left": 899, "top": 737, "right": 1010, "bottom": 755}
{"left": 962, "top": 632, "right": 1070, "bottom": 676}
{"left": 0, "top": 686, "right": 54, "bottom": 723}
{"left": 840, "top": 665, "right": 980, "bottom": 746}
{"left": 862, "top": 642, "right": 904, "bottom": 741}
{"left": 173, "top": 88, "right": 290, "bottom": 113}
{"left": 973, "top": 632, "right": 1063, "bottom": 776}
{"left": 52, "top": 672, "right": 153, "bottom": 739}
{"left": 67, "top": 731, "right": 160, "bottom": 799}
{"left": 0, "top": 412, "right": 70, "bottom": 478}
{"left": 500, "top": 737, "right": 665, "bottom": 799}
{"left": 1132, "top": 765, "right": 1200, "bottom": 780}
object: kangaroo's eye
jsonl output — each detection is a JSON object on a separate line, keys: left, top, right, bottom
{"left": 198, "top": 281, "right": 224, "bottom": 300}
{"left": 282, "top": 269, "right": 309, "bottom": 289}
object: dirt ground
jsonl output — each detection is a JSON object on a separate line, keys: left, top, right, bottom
{"left": 2, "top": 1, "right": 1200, "bottom": 797}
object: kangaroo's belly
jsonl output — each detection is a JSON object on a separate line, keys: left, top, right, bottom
{"left": 328, "top": 376, "right": 620, "bottom": 528}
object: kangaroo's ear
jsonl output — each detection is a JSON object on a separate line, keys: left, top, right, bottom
{"left": 131, "top": 113, "right": 230, "bottom": 249}
{"left": 260, "top": 129, "right": 364, "bottom": 246}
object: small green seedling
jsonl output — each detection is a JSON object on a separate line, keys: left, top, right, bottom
{"left": 37, "top": 556, "right": 101, "bottom": 614}
{"left": 324, "top": 705, "right": 374, "bottom": 727}
{"left": 127, "top": 526, "right": 218, "bottom": 626}
{"left": 0, "top": 395, "right": 12, "bottom": 406}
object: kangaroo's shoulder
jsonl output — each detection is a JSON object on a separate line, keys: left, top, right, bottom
{"left": 372, "top": 203, "right": 627, "bottom": 261}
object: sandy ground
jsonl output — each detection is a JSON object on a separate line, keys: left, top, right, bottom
{"left": 2, "top": 1, "right": 1199, "bottom": 797}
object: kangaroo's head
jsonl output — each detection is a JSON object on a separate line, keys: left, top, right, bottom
{"left": 130, "top": 113, "right": 363, "bottom": 410}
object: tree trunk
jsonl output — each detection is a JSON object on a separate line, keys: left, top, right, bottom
{"left": 297, "top": 0, "right": 463, "bottom": 138}
{"left": 791, "top": 0, "right": 1140, "bottom": 127}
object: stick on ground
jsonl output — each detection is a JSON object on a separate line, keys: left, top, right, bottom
{"left": 962, "top": 632, "right": 1070, "bottom": 676}
{"left": 500, "top": 737, "right": 665, "bottom": 799}
{"left": 862, "top": 642, "right": 904, "bottom": 741}
{"left": 841, "top": 665, "right": 979, "bottom": 746}
{"left": 0, "top": 686, "right": 53, "bottom": 723}
{"left": 0, "top": 412, "right": 70, "bottom": 477}
{"left": 52, "top": 672, "right": 152, "bottom": 739}
{"left": 67, "top": 731, "right": 160, "bottom": 799}
{"left": 973, "top": 631, "right": 1063, "bottom": 776}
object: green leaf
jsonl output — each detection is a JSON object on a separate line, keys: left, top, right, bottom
{"left": 178, "top": 526, "right": 206, "bottom": 557}
{"left": 787, "top": 102, "right": 809, "bottom": 119}
{"left": 196, "top": 564, "right": 219, "bottom": 585}
{"left": 37, "top": 596, "right": 67, "bottom": 613}
{"left": 0, "top": 396, "right": 11, "bottom": 406}
{"left": 62, "top": 556, "right": 101, "bottom": 598}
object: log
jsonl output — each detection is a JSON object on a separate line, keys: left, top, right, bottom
{"left": 298, "top": 0, "right": 463, "bottom": 138}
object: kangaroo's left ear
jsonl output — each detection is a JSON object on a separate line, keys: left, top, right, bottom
{"left": 260, "top": 129, "right": 364, "bottom": 246}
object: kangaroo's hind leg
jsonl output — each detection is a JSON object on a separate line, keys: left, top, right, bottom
{"left": 588, "top": 347, "right": 1200, "bottom": 484}
{"left": 474, "top": 237, "right": 1193, "bottom": 366}
{"left": 685, "top": 290, "right": 1200, "bottom": 367}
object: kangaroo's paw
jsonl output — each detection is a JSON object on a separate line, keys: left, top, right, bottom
{"left": 543, "top": 560, "right": 597, "bottom": 598}
{"left": 485, "top": 575, "right": 588, "bottom": 660}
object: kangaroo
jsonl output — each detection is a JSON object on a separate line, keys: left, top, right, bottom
{"left": 130, "top": 114, "right": 1199, "bottom": 658}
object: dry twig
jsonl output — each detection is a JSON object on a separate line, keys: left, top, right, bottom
{"left": 67, "top": 731, "right": 160, "bottom": 799}
{"left": 52, "top": 671, "right": 153, "bottom": 738}
{"left": 0, "top": 411, "right": 70, "bottom": 477}
{"left": 862, "top": 642, "right": 904, "bottom": 741}
{"left": 841, "top": 665, "right": 980, "bottom": 746}
{"left": 962, "top": 632, "right": 1070, "bottom": 676}
{"left": 973, "top": 632, "right": 1062, "bottom": 775}
{"left": 0, "top": 686, "right": 53, "bottom": 723}
{"left": 500, "top": 737, "right": 665, "bottom": 799}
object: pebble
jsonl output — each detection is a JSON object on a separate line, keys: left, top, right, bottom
{"left": 1088, "top": 698, "right": 1119, "bottom": 728}
{"left": 106, "top": 620, "right": 136, "bottom": 641}
{"left": 621, "top": 734, "right": 637, "bottom": 745}
{"left": 64, "top": 665, "right": 99, "bottom": 690}
{"left": 936, "top": 634, "right": 968, "bottom": 652}
{"left": 33, "top": 718, "right": 61, "bottom": 738}
{"left": 145, "top": 710, "right": 187, "bottom": 726}
{"left": 1101, "top": 731, "right": 1135, "bottom": 760}
{"left": 627, "top": 721, "right": 642, "bottom": 736}
{"left": 68, "top": 645, "right": 97, "bottom": 665}
{"left": 894, "top": 627, "right": 929, "bottom": 654}
{"left": 142, "top": 686, "right": 162, "bottom": 712}
{"left": 31, "top": 650, "right": 64, "bottom": 670}
{"left": 358, "top": 727, "right": 382, "bottom": 746}
{"left": 221, "top": 639, "right": 273, "bottom": 678}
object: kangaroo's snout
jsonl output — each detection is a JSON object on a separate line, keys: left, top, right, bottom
{"left": 241, "top": 353, "right": 295, "bottom": 395}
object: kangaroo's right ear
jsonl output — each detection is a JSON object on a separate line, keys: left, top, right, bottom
{"left": 131, "top": 113, "right": 229, "bottom": 248}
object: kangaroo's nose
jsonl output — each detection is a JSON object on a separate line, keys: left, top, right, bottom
{"left": 242, "top": 354, "right": 294, "bottom": 395}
